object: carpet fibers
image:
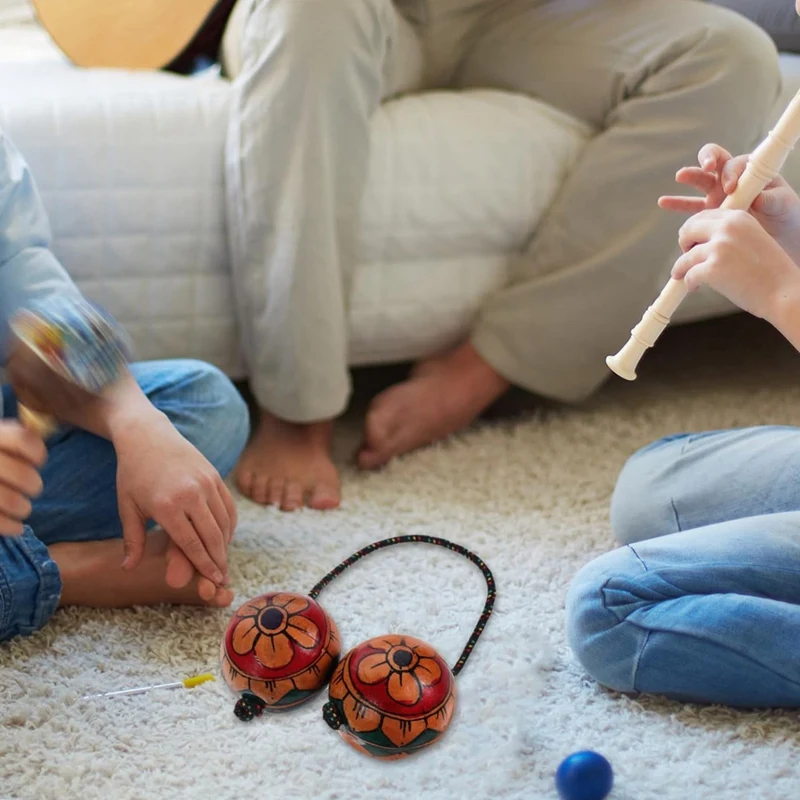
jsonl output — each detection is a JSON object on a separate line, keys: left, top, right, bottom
{"left": 2, "top": 315, "right": 800, "bottom": 800}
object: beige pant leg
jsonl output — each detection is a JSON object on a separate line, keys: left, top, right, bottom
{"left": 222, "top": 0, "right": 425, "bottom": 422}
{"left": 453, "top": 0, "right": 780, "bottom": 402}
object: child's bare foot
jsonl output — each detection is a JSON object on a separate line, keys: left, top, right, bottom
{"left": 234, "top": 411, "right": 340, "bottom": 511}
{"left": 51, "top": 530, "right": 234, "bottom": 608}
{"left": 358, "top": 341, "right": 510, "bottom": 470}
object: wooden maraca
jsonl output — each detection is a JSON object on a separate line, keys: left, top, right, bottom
{"left": 221, "top": 536, "right": 496, "bottom": 760}
{"left": 8, "top": 296, "right": 131, "bottom": 435}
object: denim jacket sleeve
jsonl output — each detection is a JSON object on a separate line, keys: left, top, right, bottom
{"left": 0, "top": 130, "right": 81, "bottom": 363}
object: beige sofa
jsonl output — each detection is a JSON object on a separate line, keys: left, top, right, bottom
{"left": 1, "top": 5, "right": 800, "bottom": 375}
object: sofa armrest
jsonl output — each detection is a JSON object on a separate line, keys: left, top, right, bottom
{"left": 710, "top": 0, "right": 800, "bottom": 53}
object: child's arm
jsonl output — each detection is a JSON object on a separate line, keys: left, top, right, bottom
{"left": 766, "top": 272, "right": 800, "bottom": 354}
{"left": 0, "top": 130, "right": 82, "bottom": 356}
{"left": 0, "top": 129, "right": 233, "bottom": 587}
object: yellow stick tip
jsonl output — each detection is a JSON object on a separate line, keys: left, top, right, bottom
{"left": 182, "top": 673, "right": 216, "bottom": 689}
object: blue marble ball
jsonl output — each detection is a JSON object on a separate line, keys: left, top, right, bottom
{"left": 555, "top": 751, "right": 614, "bottom": 800}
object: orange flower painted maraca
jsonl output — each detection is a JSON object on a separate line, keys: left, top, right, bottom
{"left": 322, "top": 635, "right": 456, "bottom": 760}
{"left": 221, "top": 592, "right": 340, "bottom": 718}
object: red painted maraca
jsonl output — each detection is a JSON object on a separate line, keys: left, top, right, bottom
{"left": 322, "top": 633, "right": 456, "bottom": 759}
{"left": 221, "top": 535, "right": 495, "bottom": 760}
{"left": 220, "top": 591, "right": 341, "bottom": 717}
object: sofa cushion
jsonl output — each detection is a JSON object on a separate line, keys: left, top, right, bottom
{"left": 0, "top": 49, "right": 592, "bottom": 373}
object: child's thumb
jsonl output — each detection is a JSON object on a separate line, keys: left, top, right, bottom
{"left": 751, "top": 187, "right": 790, "bottom": 217}
{"left": 720, "top": 154, "right": 748, "bottom": 194}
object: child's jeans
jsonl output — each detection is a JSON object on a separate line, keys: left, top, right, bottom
{"left": 0, "top": 360, "right": 249, "bottom": 642}
{"left": 566, "top": 425, "right": 800, "bottom": 707}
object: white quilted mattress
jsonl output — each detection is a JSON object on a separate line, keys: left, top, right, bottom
{"left": 0, "top": 22, "right": 593, "bottom": 376}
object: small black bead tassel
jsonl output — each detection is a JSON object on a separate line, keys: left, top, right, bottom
{"left": 322, "top": 701, "right": 343, "bottom": 730}
{"left": 234, "top": 693, "right": 266, "bottom": 722}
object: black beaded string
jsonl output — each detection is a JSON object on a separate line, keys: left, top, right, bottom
{"left": 308, "top": 535, "right": 495, "bottom": 677}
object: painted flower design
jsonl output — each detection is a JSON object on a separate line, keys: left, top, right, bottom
{"left": 231, "top": 593, "right": 319, "bottom": 669}
{"left": 357, "top": 637, "right": 442, "bottom": 705}
{"left": 327, "top": 635, "right": 455, "bottom": 753}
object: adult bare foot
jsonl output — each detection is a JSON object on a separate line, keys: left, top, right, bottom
{"left": 234, "top": 411, "right": 340, "bottom": 511}
{"left": 52, "top": 530, "right": 234, "bottom": 608}
{"left": 358, "top": 341, "right": 510, "bottom": 470}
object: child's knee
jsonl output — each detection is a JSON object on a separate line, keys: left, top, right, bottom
{"left": 565, "top": 547, "right": 647, "bottom": 695}
{"left": 199, "top": 365, "right": 250, "bottom": 476}
{"left": 610, "top": 435, "right": 688, "bottom": 545}
{"left": 0, "top": 528, "right": 60, "bottom": 642}
{"left": 167, "top": 360, "right": 250, "bottom": 477}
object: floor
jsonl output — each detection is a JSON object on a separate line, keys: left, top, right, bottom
{"left": 1, "top": 313, "right": 799, "bottom": 800}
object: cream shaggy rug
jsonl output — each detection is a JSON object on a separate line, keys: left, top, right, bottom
{"left": 2, "top": 314, "right": 800, "bottom": 800}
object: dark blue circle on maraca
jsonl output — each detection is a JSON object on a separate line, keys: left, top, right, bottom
{"left": 555, "top": 751, "right": 613, "bottom": 800}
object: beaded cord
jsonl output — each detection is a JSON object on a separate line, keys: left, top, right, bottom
{"left": 309, "top": 534, "right": 496, "bottom": 677}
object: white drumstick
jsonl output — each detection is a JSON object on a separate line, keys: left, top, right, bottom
{"left": 606, "top": 88, "right": 800, "bottom": 381}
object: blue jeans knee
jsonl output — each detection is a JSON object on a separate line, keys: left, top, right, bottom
{"left": 139, "top": 359, "right": 250, "bottom": 479}
{"left": 565, "top": 545, "right": 649, "bottom": 695}
{"left": 609, "top": 434, "right": 690, "bottom": 545}
{"left": 0, "top": 528, "right": 61, "bottom": 642}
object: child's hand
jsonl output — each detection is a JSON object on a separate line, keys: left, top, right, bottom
{"left": 0, "top": 420, "right": 46, "bottom": 535}
{"left": 673, "top": 208, "right": 800, "bottom": 322}
{"left": 112, "top": 410, "right": 235, "bottom": 587}
{"left": 660, "top": 143, "right": 800, "bottom": 262}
